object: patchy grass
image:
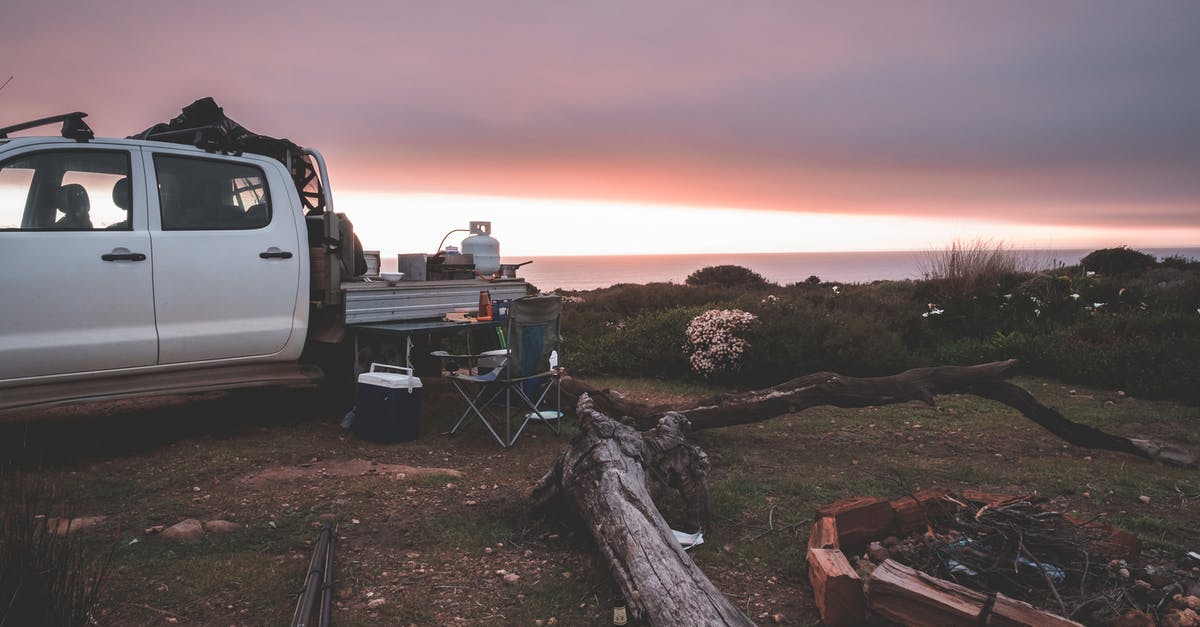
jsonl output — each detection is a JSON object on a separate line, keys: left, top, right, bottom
{"left": 1, "top": 374, "right": 1196, "bottom": 625}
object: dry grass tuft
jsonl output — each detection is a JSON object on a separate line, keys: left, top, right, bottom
{"left": 919, "top": 239, "right": 1040, "bottom": 292}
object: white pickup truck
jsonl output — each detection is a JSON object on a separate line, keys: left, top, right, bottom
{"left": 0, "top": 106, "right": 528, "bottom": 418}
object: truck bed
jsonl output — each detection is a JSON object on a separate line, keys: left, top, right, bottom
{"left": 342, "top": 278, "right": 529, "bottom": 325}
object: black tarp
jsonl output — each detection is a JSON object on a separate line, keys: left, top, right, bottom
{"left": 130, "top": 97, "right": 325, "bottom": 214}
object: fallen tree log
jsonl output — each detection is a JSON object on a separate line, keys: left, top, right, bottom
{"left": 533, "top": 395, "right": 752, "bottom": 626}
{"left": 559, "top": 360, "right": 1195, "bottom": 467}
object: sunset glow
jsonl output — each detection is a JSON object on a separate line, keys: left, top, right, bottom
{"left": 341, "top": 192, "right": 1200, "bottom": 258}
{"left": 5, "top": 2, "right": 1199, "bottom": 255}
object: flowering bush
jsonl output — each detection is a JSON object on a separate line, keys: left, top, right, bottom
{"left": 684, "top": 309, "right": 758, "bottom": 377}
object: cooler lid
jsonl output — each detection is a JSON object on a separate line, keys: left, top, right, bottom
{"left": 358, "top": 372, "right": 423, "bottom": 389}
{"left": 358, "top": 363, "right": 423, "bottom": 389}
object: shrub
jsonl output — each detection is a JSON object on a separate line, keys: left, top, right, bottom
{"left": 567, "top": 306, "right": 705, "bottom": 378}
{"left": 1079, "top": 246, "right": 1157, "bottom": 275}
{"left": 684, "top": 309, "right": 758, "bottom": 377}
{"left": 685, "top": 265, "right": 772, "bottom": 289}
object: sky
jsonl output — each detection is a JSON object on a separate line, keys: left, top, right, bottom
{"left": 3, "top": 1, "right": 1199, "bottom": 256}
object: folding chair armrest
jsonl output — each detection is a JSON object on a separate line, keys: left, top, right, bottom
{"left": 431, "top": 350, "right": 484, "bottom": 359}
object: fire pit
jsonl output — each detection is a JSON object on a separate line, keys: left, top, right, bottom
{"left": 806, "top": 490, "right": 1200, "bottom": 626}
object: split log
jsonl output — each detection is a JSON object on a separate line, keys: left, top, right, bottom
{"left": 865, "top": 559, "right": 989, "bottom": 626}
{"left": 806, "top": 548, "right": 865, "bottom": 626}
{"left": 560, "top": 361, "right": 1196, "bottom": 467}
{"left": 989, "top": 593, "right": 1084, "bottom": 627}
{"left": 532, "top": 395, "right": 752, "bottom": 626}
{"left": 815, "top": 497, "right": 896, "bottom": 548}
{"left": 865, "top": 560, "right": 1084, "bottom": 627}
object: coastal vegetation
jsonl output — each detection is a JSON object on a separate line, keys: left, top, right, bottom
{"left": 562, "top": 245, "right": 1200, "bottom": 403}
{"left": 2, "top": 244, "right": 1196, "bottom": 625}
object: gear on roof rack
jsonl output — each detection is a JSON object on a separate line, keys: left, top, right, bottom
{"left": 130, "top": 97, "right": 325, "bottom": 213}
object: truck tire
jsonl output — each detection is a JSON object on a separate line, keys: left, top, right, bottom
{"left": 304, "top": 340, "right": 356, "bottom": 416}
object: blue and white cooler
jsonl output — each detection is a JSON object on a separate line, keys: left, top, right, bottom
{"left": 352, "top": 363, "right": 423, "bottom": 443}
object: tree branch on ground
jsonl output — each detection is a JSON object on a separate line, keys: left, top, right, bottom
{"left": 558, "top": 360, "right": 1196, "bottom": 468}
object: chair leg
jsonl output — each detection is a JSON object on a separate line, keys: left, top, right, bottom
{"left": 447, "top": 375, "right": 563, "bottom": 449}
{"left": 447, "top": 378, "right": 510, "bottom": 448}
{"left": 511, "top": 377, "right": 563, "bottom": 442}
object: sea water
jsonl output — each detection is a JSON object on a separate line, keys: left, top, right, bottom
{"left": 381, "top": 248, "right": 1200, "bottom": 292}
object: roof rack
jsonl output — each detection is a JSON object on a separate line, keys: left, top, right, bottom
{"left": 0, "top": 112, "right": 94, "bottom": 141}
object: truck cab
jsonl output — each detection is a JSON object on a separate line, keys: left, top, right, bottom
{"left": 0, "top": 118, "right": 309, "bottom": 403}
{"left": 0, "top": 108, "right": 530, "bottom": 418}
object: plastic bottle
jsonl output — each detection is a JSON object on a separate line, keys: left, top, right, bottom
{"left": 477, "top": 290, "right": 493, "bottom": 321}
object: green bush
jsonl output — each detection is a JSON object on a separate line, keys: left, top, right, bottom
{"left": 567, "top": 306, "right": 706, "bottom": 378}
{"left": 559, "top": 256, "right": 1200, "bottom": 403}
{"left": 685, "top": 265, "right": 773, "bottom": 289}
{"left": 1079, "top": 246, "right": 1157, "bottom": 275}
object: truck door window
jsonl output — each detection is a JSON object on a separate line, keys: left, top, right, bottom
{"left": 154, "top": 155, "right": 271, "bottom": 230}
{"left": 0, "top": 150, "right": 132, "bottom": 230}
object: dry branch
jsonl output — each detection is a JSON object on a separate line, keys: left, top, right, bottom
{"left": 560, "top": 361, "right": 1195, "bottom": 467}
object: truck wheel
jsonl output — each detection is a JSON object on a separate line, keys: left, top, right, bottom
{"left": 305, "top": 340, "right": 356, "bottom": 416}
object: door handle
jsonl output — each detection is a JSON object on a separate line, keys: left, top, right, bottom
{"left": 101, "top": 252, "right": 147, "bottom": 262}
{"left": 259, "top": 249, "right": 294, "bottom": 259}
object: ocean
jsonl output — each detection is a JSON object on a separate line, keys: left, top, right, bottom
{"left": 382, "top": 248, "right": 1200, "bottom": 292}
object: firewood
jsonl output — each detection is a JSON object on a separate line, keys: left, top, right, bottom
{"left": 890, "top": 488, "right": 952, "bottom": 534}
{"left": 866, "top": 559, "right": 988, "bottom": 626}
{"left": 808, "top": 515, "right": 839, "bottom": 550}
{"left": 817, "top": 497, "right": 897, "bottom": 548}
{"left": 987, "top": 593, "right": 1084, "bottom": 626}
{"left": 806, "top": 548, "right": 865, "bottom": 626}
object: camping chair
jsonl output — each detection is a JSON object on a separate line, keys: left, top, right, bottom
{"left": 440, "top": 295, "right": 564, "bottom": 448}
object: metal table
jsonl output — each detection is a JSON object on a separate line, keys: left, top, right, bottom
{"left": 350, "top": 318, "right": 503, "bottom": 371}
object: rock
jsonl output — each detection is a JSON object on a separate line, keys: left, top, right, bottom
{"left": 1139, "top": 495, "right": 1151, "bottom": 504}
{"left": 160, "top": 519, "right": 205, "bottom": 542}
{"left": 867, "top": 541, "right": 890, "bottom": 563}
{"left": 1119, "top": 568, "right": 1131, "bottom": 580}
{"left": 1182, "top": 596, "right": 1200, "bottom": 611}
{"left": 144, "top": 525, "right": 165, "bottom": 535}
{"left": 503, "top": 573, "right": 520, "bottom": 585}
{"left": 47, "top": 515, "right": 107, "bottom": 536}
{"left": 1144, "top": 564, "right": 1174, "bottom": 588}
{"left": 367, "top": 597, "right": 387, "bottom": 609}
{"left": 1116, "top": 609, "right": 1156, "bottom": 627}
{"left": 1162, "top": 608, "right": 1200, "bottom": 627}
{"left": 203, "top": 520, "right": 241, "bottom": 534}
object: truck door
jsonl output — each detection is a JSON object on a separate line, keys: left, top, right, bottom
{"left": 0, "top": 145, "right": 157, "bottom": 379}
{"left": 147, "top": 150, "right": 303, "bottom": 364}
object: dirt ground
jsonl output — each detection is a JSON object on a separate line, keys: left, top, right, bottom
{"left": 2, "top": 375, "right": 1197, "bottom": 625}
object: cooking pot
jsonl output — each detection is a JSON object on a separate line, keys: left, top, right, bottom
{"left": 498, "top": 260, "right": 532, "bottom": 278}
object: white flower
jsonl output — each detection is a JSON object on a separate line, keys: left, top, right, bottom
{"left": 1070, "top": 293, "right": 1080, "bottom": 300}
{"left": 684, "top": 309, "right": 757, "bottom": 377}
